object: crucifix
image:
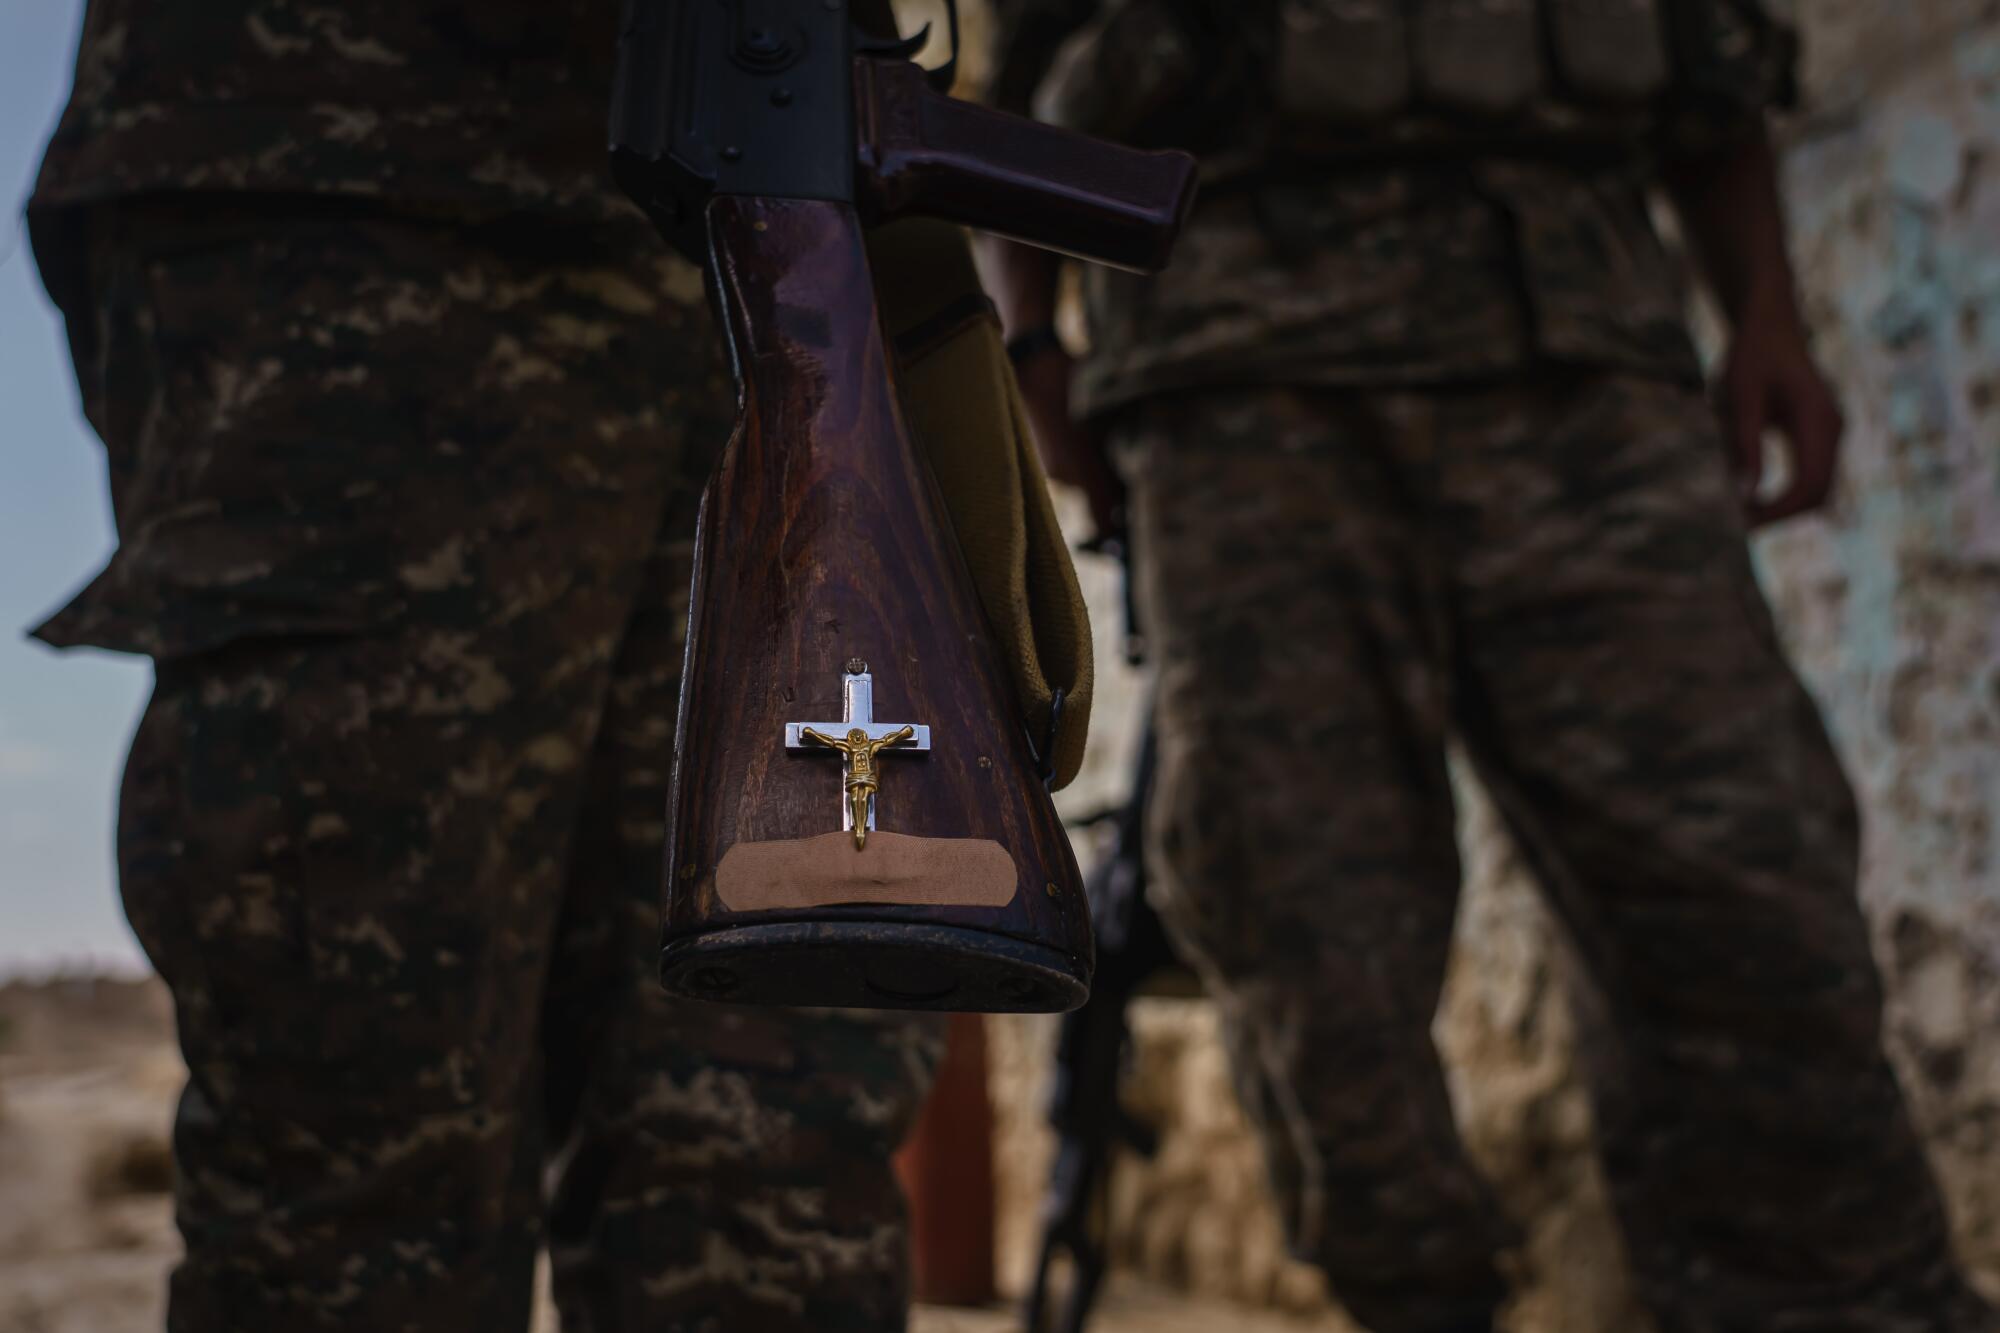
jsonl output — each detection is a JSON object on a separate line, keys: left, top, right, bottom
{"left": 785, "top": 659, "right": 931, "bottom": 850}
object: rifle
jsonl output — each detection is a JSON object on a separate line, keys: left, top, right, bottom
{"left": 1024, "top": 518, "right": 1181, "bottom": 1331}
{"left": 1023, "top": 715, "right": 1176, "bottom": 1332}
{"left": 610, "top": 0, "right": 1196, "bottom": 1012}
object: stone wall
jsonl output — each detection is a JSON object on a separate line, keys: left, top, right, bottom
{"left": 1764, "top": 0, "right": 2000, "bottom": 1287}
{"left": 990, "top": 2, "right": 2000, "bottom": 1325}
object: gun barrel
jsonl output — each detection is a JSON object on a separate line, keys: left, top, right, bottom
{"left": 855, "top": 57, "right": 1197, "bottom": 274}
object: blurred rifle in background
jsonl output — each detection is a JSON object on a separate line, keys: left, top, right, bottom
{"left": 1025, "top": 528, "right": 1184, "bottom": 1333}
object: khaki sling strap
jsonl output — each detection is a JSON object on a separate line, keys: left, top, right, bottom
{"left": 867, "top": 218, "right": 1095, "bottom": 791}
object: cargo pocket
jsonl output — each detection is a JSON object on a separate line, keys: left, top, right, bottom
{"left": 33, "top": 216, "right": 403, "bottom": 661}
{"left": 119, "top": 648, "right": 318, "bottom": 1073}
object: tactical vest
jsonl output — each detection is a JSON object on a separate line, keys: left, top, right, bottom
{"left": 1034, "top": 0, "right": 1794, "bottom": 161}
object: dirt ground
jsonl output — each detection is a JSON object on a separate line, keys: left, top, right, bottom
{"left": 0, "top": 976, "right": 1325, "bottom": 1333}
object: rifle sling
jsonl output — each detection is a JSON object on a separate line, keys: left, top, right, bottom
{"left": 868, "top": 219, "right": 1095, "bottom": 789}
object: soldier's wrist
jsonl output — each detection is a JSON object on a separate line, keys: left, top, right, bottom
{"left": 1737, "top": 277, "right": 1807, "bottom": 341}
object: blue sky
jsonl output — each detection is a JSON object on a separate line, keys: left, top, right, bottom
{"left": 1, "top": 0, "right": 153, "bottom": 976}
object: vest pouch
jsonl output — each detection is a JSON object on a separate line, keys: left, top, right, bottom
{"left": 1413, "top": 0, "right": 1544, "bottom": 116}
{"left": 1276, "top": 0, "right": 1413, "bottom": 123}
{"left": 1034, "top": 0, "right": 1205, "bottom": 145}
{"left": 1547, "top": 0, "right": 1673, "bottom": 105}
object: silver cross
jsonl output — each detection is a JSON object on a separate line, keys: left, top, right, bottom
{"left": 784, "top": 659, "right": 931, "bottom": 834}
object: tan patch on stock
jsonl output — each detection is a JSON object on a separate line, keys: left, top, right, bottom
{"left": 714, "top": 831, "right": 1018, "bottom": 911}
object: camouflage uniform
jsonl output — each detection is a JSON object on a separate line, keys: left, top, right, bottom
{"left": 30, "top": 5, "right": 942, "bottom": 1331}
{"left": 990, "top": 2, "right": 2000, "bottom": 1331}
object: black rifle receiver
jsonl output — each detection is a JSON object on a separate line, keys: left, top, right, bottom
{"left": 610, "top": 0, "right": 1196, "bottom": 272}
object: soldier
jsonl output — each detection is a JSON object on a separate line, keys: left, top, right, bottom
{"left": 26, "top": 4, "right": 941, "bottom": 1330}
{"left": 983, "top": 2, "right": 2000, "bottom": 1331}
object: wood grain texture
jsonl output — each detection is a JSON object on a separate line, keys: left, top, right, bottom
{"left": 663, "top": 195, "right": 1090, "bottom": 975}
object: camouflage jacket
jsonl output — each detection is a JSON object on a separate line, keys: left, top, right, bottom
{"left": 32, "top": 1, "right": 636, "bottom": 223}
{"left": 988, "top": 0, "right": 1799, "bottom": 413}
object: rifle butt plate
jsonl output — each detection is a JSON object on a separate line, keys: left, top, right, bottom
{"left": 661, "top": 920, "right": 1088, "bottom": 1013}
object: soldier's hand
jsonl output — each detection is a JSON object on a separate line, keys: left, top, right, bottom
{"left": 1717, "top": 311, "right": 1846, "bottom": 529}
{"left": 1014, "top": 342, "right": 1126, "bottom": 543}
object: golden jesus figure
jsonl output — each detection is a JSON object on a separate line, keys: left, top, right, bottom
{"left": 799, "top": 724, "right": 917, "bottom": 850}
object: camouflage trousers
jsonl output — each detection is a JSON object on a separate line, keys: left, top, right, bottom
{"left": 1114, "top": 376, "right": 1996, "bottom": 1333}
{"left": 35, "top": 199, "right": 944, "bottom": 1333}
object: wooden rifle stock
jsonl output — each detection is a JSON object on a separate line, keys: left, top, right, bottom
{"left": 664, "top": 196, "right": 1091, "bottom": 1010}
{"left": 611, "top": 0, "right": 1195, "bottom": 1012}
